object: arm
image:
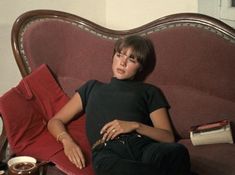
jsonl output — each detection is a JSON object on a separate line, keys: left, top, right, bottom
{"left": 136, "top": 108, "right": 175, "bottom": 143}
{"left": 101, "top": 108, "right": 175, "bottom": 143}
{"left": 47, "top": 93, "right": 85, "bottom": 169}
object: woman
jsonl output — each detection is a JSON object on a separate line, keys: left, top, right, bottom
{"left": 48, "top": 35, "right": 191, "bottom": 175}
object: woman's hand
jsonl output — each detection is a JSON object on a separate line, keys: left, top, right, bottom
{"left": 62, "top": 137, "right": 86, "bottom": 169}
{"left": 99, "top": 108, "right": 175, "bottom": 143}
{"left": 100, "top": 119, "right": 139, "bottom": 141}
{"left": 47, "top": 94, "right": 86, "bottom": 168}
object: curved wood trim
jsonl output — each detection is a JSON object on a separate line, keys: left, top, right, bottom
{"left": 0, "top": 118, "right": 7, "bottom": 160}
{"left": 11, "top": 10, "right": 235, "bottom": 77}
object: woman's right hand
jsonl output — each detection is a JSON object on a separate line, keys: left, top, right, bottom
{"left": 47, "top": 93, "right": 85, "bottom": 168}
{"left": 47, "top": 93, "right": 86, "bottom": 168}
{"left": 62, "top": 136, "right": 86, "bottom": 169}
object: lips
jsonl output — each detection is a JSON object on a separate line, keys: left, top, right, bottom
{"left": 116, "top": 68, "right": 125, "bottom": 74}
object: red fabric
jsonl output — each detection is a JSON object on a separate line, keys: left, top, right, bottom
{"left": 0, "top": 64, "right": 94, "bottom": 174}
{"left": 50, "top": 147, "right": 94, "bottom": 175}
{"left": 50, "top": 117, "right": 95, "bottom": 175}
{"left": 0, "top": 64, "right": 67, "bottom": 155}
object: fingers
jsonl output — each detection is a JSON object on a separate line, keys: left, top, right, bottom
{"left": 102, "top": 128, "right": 120, "bottom": 141}
{"left": 101, "top": 120, "right": 122, "bottom": 141}
{"left": 100, "top": 121, "right": 113, "bottom": 134}
{"left": 71, "top": 149, "right": 85, "bottom": 169}
{"left": 65, "top": 144, "right": 86, "bottom": 169}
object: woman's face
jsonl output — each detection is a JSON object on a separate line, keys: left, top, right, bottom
{"left": 112, "top": 47, "right": 141, "bottom": 80}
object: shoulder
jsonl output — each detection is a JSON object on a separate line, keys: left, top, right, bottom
{"left": 141, "top": 82, "right": 170, "bottom": 110}
{"left": 141, "top": 82, "right": 167, "bottom": 100}
{"left": 81, "top": 79, "right": 103, "bottom": 88}
{"left": 142, "top": 82, "right": 161, "bottom": 93}
{"left": 76, "top": 80, "right": 104, "bottom": 103}
{"left": 76, "top": 79, "right": 103, "bottom": 93}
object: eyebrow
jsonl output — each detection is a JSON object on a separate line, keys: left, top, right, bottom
{"left": 118, "top": 51, "right": 136, "bottom": 60}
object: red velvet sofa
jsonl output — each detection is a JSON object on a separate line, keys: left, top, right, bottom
{"left": 1, "top": 10, "right": 235, "bottom": 175}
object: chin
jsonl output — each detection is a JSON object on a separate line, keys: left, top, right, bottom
{"left": 114, "top": 76, "right": 126, "bottom": 80}
{"left": 114, "top": 75, "right": 134, "bottom": 80}
{"left": 113, "top": 72, "right": 136, "bottom": 80}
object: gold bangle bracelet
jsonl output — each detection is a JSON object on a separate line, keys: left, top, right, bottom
{"left": 56, "top": 131, "right": 67, "bottom": 142}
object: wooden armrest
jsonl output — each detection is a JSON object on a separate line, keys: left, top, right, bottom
{"left": 0, "top": 117, "right": 8, "bottom": 162}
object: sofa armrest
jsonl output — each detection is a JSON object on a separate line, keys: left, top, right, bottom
{"left": 0, "top": 118, "right": 8, "bottom": 162}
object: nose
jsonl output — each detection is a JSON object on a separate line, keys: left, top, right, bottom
{"left": 120, "top": 56, "right": 127, "bottom": 67}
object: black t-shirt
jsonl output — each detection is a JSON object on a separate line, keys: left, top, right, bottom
{"left": 76, "top": 77, "right": 169, "bottom": 145}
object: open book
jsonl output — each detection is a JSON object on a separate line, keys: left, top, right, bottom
{"left": 190, "top": 119, "right": 234, "bottom": 146}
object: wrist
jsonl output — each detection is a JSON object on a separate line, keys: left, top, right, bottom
{"left": 61, "top": 136, "right": 74, "bottom": 146}
{"left": 133, "top": 121, "right": 141, "bottom": 130}
{"left": 57, "top": 131, "right": 73, "bottom": 144}
{"left": 56, "top": 131, "right": 67, "bottom": 142}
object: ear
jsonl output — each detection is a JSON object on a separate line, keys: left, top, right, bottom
{"left": 138, "top": 66, "right": 143, "bottom": 72}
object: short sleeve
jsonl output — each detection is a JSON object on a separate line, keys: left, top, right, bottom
{"left": 76, "top": 80, "right": 97, "bottom": 108}
{"left": 146, "top": 85, "right": 170, "bottom": 113}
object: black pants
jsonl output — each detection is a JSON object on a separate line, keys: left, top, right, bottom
{"left": 92, "top": 134, "right": 191, "bottom": 175}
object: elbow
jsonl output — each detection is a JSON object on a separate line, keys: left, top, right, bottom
{"left": 165, "top": 138, "right": 175, "bottom": 143}
{"left": 166, "top": 132, "right": 176, "bottom": 143}
{"left": 47, "top": 118, "right": 53, "bottom": 130}
{"left": 47, "top": 118, "right": 58, "bottom": 130}
{"left": 169, "top": 137, "right": 175, "bottom": 143}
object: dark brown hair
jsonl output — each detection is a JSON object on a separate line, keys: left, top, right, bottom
{"left": 113, "top": 35, "right": 154, "bottom": 68}
{"left": 113, "top": 35, "right": 156, "bottom": 80}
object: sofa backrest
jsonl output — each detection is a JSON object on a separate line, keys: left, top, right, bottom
{"left": 11, "top": 10, "right": 235, "bottom": 139}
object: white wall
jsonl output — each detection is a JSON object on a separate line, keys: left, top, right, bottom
{"left": 198, "top": 0, "right": 235, "bottom": 28}
{"left": 106, "top": 0, "right": 198, "bottom": 30}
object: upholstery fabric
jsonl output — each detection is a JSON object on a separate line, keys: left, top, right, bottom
{"left": 23, "top": 20, "right": 114, "bottom": 97}
{"left": 179, "top": 139, "right": 235, "bottom": 175}
{"left": 146, "top": 30, "right": 235, "bottom": 139}
{"left": 158, "top": 85, "right": 235, "bottom": 139}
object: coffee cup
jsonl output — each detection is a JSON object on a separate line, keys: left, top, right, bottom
{"left": 7, "top": 156, "right": 38, "bottom": 175}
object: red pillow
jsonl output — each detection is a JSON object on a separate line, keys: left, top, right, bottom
{"left": 0, "top": 64, "right": 94, "bottom": 174}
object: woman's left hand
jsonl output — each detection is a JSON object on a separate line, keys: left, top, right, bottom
{"left": 100, "top": 119, "right": 139, "bottom": 141}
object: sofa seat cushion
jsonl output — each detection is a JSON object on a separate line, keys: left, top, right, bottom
{"left": 179, "top": 139, "right": 235, "bottom": 175}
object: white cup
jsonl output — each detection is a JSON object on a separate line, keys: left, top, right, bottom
{"left": 7, "top": 156, "right": 37, "bottom": 168}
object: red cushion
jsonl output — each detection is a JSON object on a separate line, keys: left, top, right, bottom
{"left": 0, "top": 64, "right": 68, "bottom": 154}
{"left": 0, "top": 64, "right": 94, "bottom": 174}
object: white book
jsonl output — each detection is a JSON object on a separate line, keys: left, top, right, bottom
{"left": 190, "top": 120, "right": 234, "bottom": 146}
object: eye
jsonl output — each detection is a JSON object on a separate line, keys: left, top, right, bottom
{"left": 116, "top": 52, "right": 122, "bottom": 58}
{"left": 128, "top": 58, "right": 137, "bottom": 63}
